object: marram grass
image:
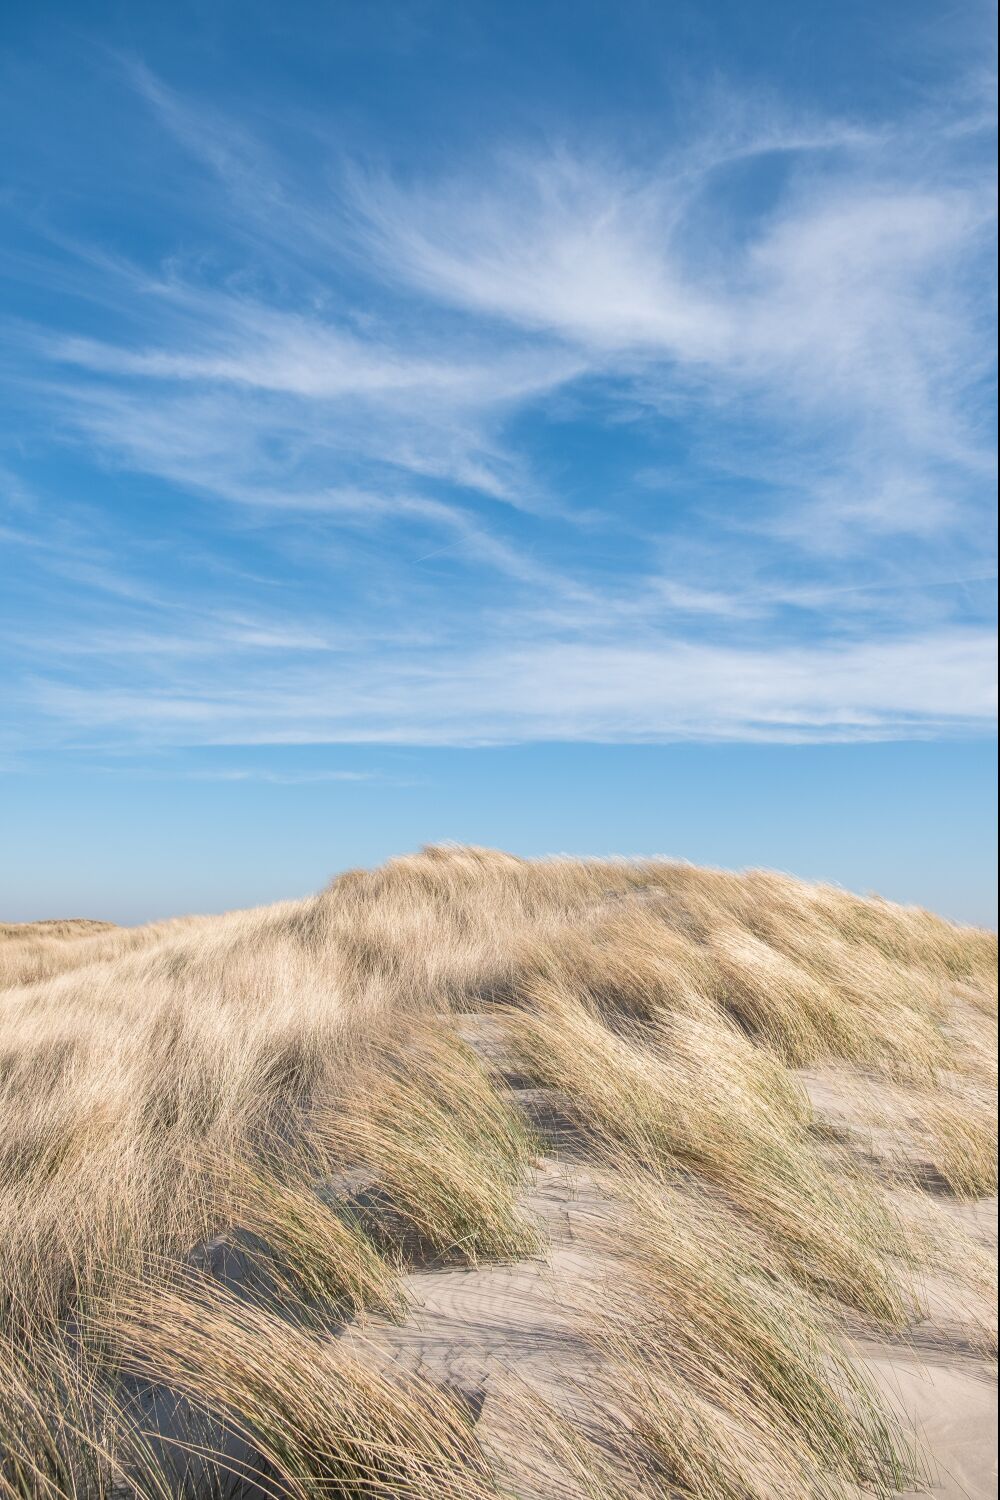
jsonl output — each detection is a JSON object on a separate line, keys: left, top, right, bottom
{"left": 0, "top": 845, "right": 994, "bottom": 1496}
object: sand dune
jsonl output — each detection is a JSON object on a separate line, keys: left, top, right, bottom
{"left": 0, "top": 846, "right": 995, "bottom": 1497}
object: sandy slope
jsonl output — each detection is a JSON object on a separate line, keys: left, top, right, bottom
{"left": 349, "top": 1011, "right": 999, "bottom": 1500}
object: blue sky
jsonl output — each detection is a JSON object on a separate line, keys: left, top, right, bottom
{"left": 1, "top": 0, "right": 997, "bottom": 926}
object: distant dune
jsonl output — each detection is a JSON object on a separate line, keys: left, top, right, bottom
{"left": 1, "top": 846, "right": 995, "bottom": 1498}
{"left": 0, "top": 918, "right": 116, "bottom": 940}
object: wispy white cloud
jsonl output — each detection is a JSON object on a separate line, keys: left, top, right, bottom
{"left": 153, "top": 767, "right": 378, "bottom": 785}
{"left": 44, "top": 350, "right": 573, "bottom": 511}
{"left": 3, "top": 62, "right": 995, "bottom": 753}
{"left": 42, "top": 95, "right": 990, "bottom": 544}
{"left": 28, "top": 625, "right": 996, "bottom": 747}
{"left": 49, "top": 312, "right": 582, "bottom": 407}
{"left": 349, "top": 131, "right": 995, "bottom": 538}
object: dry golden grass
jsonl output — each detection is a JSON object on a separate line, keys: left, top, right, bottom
{"left": 583, "top": 1169, "right": 919, "bottom": 1499}
{"left": 506, "top": 989, "right": 916, "bottom": 1325}
{"left": 102, "top": 1274, "right": 503, "bottom": 1500}
{"left": 309, "top": 1020, "right": 540, "bottom": 1265}
{"left": 0, "top": 846, "right": 995, "bottom": 1497}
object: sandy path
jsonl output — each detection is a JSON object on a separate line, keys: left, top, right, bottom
{"left": 348, "top": 1162, "right": 619, "bottom": 1499}
{"left": 344, "top": 1012, "right": 632, "bottom": 1496}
